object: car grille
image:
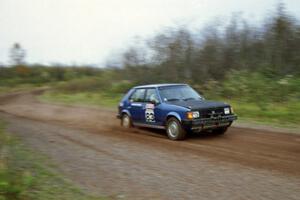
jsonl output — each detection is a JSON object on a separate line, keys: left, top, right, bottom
{"left": 200, "top": 107, "right": 225, "bottom": 118}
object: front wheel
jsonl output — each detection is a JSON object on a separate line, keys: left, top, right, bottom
{"left": 166, "top": 117, "right": 187, "bottom": 140}
{"left": 121, "top": 114, "right": 132, "bottom": 128}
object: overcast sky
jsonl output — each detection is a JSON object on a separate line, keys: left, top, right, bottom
{"left": 0, "top": 0, "right": 300, "bottom": 66}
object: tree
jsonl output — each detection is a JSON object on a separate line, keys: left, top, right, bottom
{"left": 9, "top": 43, "right": 26, "bottom": 66}
{"left": 263, "top": 3, "right": 299, "bottom": 74}
{"left": 109, "top": 2, "right": 300, "bottom": 82}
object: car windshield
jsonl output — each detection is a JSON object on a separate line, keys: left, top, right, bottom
{"left": 158, "top": 85, "right": 203, "bottom": 102}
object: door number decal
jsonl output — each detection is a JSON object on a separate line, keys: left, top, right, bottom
{"left": 145, "top": 104, "right": 155, "bottom": 122}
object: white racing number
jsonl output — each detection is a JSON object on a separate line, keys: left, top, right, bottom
{"left": 145, "top": 103, "right": 155, "bottom": 122}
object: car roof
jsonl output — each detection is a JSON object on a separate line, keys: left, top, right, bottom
{"left": 134, "top": 83, "right": 187, "bottom": 89}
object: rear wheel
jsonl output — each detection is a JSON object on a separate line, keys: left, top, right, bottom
{"left": 166, "top": 117, "right": 187, "bottom": 140}
{"left": 213, "top": 127, "right": 227, "bottom": 135}
{"left": 121, "top": 114, "right": 132, "bottom": 128}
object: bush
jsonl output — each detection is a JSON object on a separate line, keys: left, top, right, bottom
{"left": 218, "top": 70, "right": 300, "bottom": 103}
{"left": 110, "top": 80, "right": 134, "bottom": 94}
{"left": 56, "top": 77, "right": 111, "bottom": 93}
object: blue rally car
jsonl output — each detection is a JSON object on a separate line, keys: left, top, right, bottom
{"left": 117, "top": 84, "right": 237, "bottom": 140}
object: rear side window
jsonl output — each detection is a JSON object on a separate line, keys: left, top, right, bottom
{"left": 145, "top": 88, "right": 160, "bottom": 103}
{"left": 129, "top": 89, "right": 146, "bottom": 102}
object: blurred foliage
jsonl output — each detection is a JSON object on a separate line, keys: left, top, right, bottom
{"left": 230, "top": 101, "right": 300, "bottom": 125}
{"left": 0, "top": 65, "right": 103, "bottom": 86}
{"left": 40, "top": 91, "right": 122, "bottom": 108}
{"left": 117, "top": 3, "right": 300, "bottom": 84}
{"left": 219, "top": 71, "right": 300, "bottom": 103}
{"left": 52, "top": 72, "right": 134, "bottom": 94}
{"left": 9, "top": 43, "right": 26, "bottom": 66}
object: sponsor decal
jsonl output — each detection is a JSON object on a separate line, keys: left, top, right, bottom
{"left": 131, "top": 103, "right": 142, "bottom": 107}
{"left": 145, "top": 103, "right": 155, "bottom": 109}
{"left": 145, "top": 104, "right": 155, "bottom": 122}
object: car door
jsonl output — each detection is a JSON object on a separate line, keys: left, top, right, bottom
{"left": 128, "top": 88, "right": 146, "bottom": 123}
{"left": 143, "top": 88, "right": 163, "bottom": 126}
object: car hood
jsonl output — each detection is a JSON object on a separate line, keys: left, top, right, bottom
{"left": 166, "top": 100, "right": 230, "bottom": 110}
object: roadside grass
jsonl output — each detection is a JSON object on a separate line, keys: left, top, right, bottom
{"left": 229, "top": 100, "right": 300, "bottom": 127}
{"left": 0, "top": 120, "right": 106, "bottom": 200}
{"left": 40, "top": 91, "right": 123, "bottom": 108}
{"left": 0, "top": 85, "right": 37, "bottom": 95}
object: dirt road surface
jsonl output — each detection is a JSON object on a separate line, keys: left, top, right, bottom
{"left": 0, "top": 91, "right": 300, "bottom": 200}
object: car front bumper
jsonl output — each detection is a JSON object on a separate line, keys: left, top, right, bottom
{"left": 182, "top": 114, "right": 238, "bottom": 131}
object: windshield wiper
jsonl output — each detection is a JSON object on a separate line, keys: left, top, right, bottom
{"left": 183, "top": 97, "right": 196, "bottom": 101}
{"left": 167, "top": 98, "right": 181, "bottom": 101}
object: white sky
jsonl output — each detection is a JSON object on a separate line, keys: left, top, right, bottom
{"left": 0, "top": 0, "right": 300, "bottom": 66}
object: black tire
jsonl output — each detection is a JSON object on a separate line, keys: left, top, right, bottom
{"left": 213, "top": 127, "right": 227, "bottom": 135}
{"left": 121, "top": 114, "right": 132, "bottom": 128}
{"left": 166, "top": 117, "right": 187, "bottom": 140}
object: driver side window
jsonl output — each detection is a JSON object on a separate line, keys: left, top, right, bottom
{"left": 129, "top": 89, "right": 146, "bottom": 102}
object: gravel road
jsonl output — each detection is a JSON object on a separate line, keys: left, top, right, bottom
{"left": 0, "top": 91, "right": 299, "bottom": 200}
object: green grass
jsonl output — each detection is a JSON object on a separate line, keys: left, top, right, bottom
{"left": 40, "top": 91, "right": 123, "bottom": 108}
{"left": 229, "top": 100, "right": 300, "bottom": 126}
{"left": 0, "top": 120, "right": 106, "bottom": 200}
{"left": 0, "top": 85, "right": 37, "bottom": 95}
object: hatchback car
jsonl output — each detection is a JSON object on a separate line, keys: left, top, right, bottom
{"left": 117, "top": 84, "right": 237, "bottom": 140}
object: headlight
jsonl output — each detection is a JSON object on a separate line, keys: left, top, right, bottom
{"left": 187, "top": 111, "right": 200, "bottom": 119}
{"left": 224, "top": 107, "right": 230, "bottom": 115}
